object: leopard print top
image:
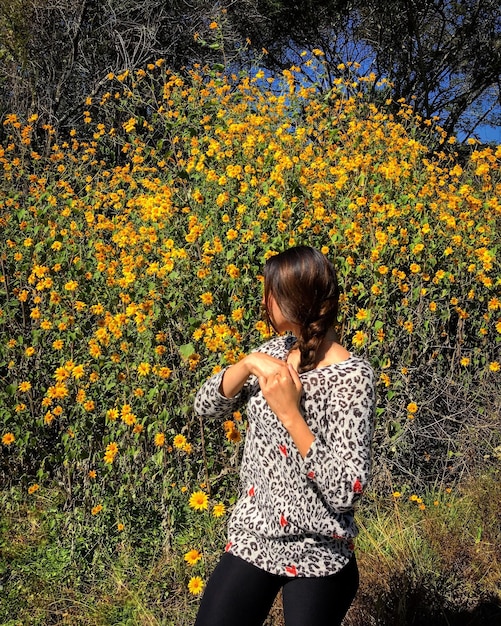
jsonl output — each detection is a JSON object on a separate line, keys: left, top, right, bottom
{"left": 194, "top": 335, "right": 375, "bottom": 578}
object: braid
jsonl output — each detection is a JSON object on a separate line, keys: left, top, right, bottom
{"left": 295, "top": 300, "right": 337, "bottom": 373}
{"left": 263, "top": 246, "right": 340, "bottom": 373}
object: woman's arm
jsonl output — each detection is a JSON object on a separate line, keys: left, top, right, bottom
{"left": 194, "top": 347, "right": 290, "bottom": 418}
{"left": 302, "top": 362, "right": 375, "bottom": 512}
{"left": 219, "top": 352, "right": 289, "bottom": 399}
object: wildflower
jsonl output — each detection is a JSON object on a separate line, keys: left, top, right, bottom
{"left": 117, "top": 523, "right": 125, "bottom": 532}
{"left": 183, "top": 443, "right": 192, "bottom": 454}
{"left": 25, "top": 346, "right": 35, "bottom": 357}
{"left": 355, "top": 309, "right": 370, "bottom": 321}
{"left": 213, "top": 503, "right": 226, "bottom": 517}
{"left": 490, "top": 362, "right": 500, "bottom": 372}
{"left": 226, "top": 428, "right": 241, "bottom": 443}
{"left": 226, "top": 264, "right": 240, "bottom": 279}
{"left": 137, "top": 362, "right": 151, "bottom": 376}
{"left": 460, "top": 357, "right": 470, "bottom": 366}
{"left": 189, "top": 490, "right": 209, "bottom": 511}
{"left": 407, "top": 402, "right": 418, "bottom": 414}
{"left": 352, "top": 331, "right": 367, "bottom": 348}
{"left": 88, "top": 470, "right": 97, "bottom": 479}
{"left": 52, "top": 339, "right": 64, "bottom": 350}
{"left": 155, "top": 433, "right": 166, "bottom": 447}
{"left": 173, "top": 434, "right": 187, "bottom": 449}
{"left": 107, "top": 408, "right": 119, "bottom": 421}
{"left": 200, "top": 292, "right": 213, "bottom": 305}
{"left": 209, "top": 21, "right": 218, "bottom": 29}
{"left": 184, "top": 549, "right": 203, "bottom": 565}
{"left": 158, "top": 366, "right": 172, "bottom": 379}
{"left": 72, "top": 364, "right": 85, "bottom": 379}
{"left": 392, "top": 491, "right": 402, "bottom": 499}
{"left": 379, "top": 373, "right": 391, "bottom": 387}
{"left": 2, "top": 433, "right": 15, "bottom": 445}
{"left": 91, "top": 504, "right": 103, "bottom": 515}
{"left": 232, "top": 307, "right": 244, "bottom": 322}
{"left": 188, "top": 576, "right": 205, "bottom": 595}
{"left": 18, "top": 381, "right": 32, "bottom": 392}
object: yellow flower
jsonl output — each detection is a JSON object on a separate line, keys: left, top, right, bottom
{"left": 52, "top": 339, "right": 64, "bottom": 350}
{"left": 184, "top": 549, "right": 203, "bottom": 566}
{"left": 226, "top": 427, "right": 241, "bottom": 443}
{"left": 200, "top": 292, "right": 213, "bottom": 305}
{"left": 155, "top": 433, "right": 166, "bottom": 447}
{"left": 226, "top": 264, "right": 240, "bottom": 279}
{"left": 25, "top": 346, "right": 35, "bottom": 357}
{"left": 173, "top": 434, "right": 187, "bottom": 449}
{"left": 64, "top": 280, "right": 78, "bottom": 291}
{"left": 117, "top": 523, "right": 125, "bottom": 532}
{"left": 392, "top": 491, "right": 401, "bottom": 499}
{"left": 72, "top": 364, "right": 85, "bottom": 379}
{"left": 407, "top": 402, "right": 418, "bottom": 414}
{"left": 355, "top": 308, "right": 370, "bottom": 321}
{"left": 188, "top": 576, "right": 205, "bottom": 595}
{"left": 232, "top": 307, "right": 244, "bottom": 322}
{"left": 460, "top": 357, "right": 470, "bottom": 366}
{"left": 352, "top": 331, "right": 367, "bottom": 347}
{"left": 157, "top": 366, "right": 172, "bottom": 379}
{"left": 137, "top": 362, "right": 151, "bottom": 376}
{"left": 18, "top": 381, "right": 32, "bottom": 392}
{"left": 91, "top": 504, "right": 103, "bottom": 515}
{"left": 28, "top": 484, "right": 40, "bottom": 494}
{"left": 189, "top": 490, "right": 209, "bottom": 511}
{"left": 489, "top": 361, "right": 500, "bottom": 372}
{"left": 379, "top": 373, "right": 391, "bottom": 387}
{"left": 2, "top": 433, "right": 15, "bottom": 445}
{"left": 88, "top": 470, "right": 97, "bottom": 479}
{"left": 212, "top": 502, "right": 226, "bottom": 518}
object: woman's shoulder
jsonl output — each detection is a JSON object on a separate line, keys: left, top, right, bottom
{"left": 252, "top": 334, "right": 295, "bottom": 358}
{"left": 321, "top": 353, "right": 375, "bottom": 384}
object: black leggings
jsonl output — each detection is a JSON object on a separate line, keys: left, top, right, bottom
{"left": 194, "top": 552, "right": 359, "bottom": 626}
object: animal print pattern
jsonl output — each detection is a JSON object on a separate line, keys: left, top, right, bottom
{"left": 194, "top": 335, "right": 375, "bottom": 578}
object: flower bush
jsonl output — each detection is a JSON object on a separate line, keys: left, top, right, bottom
{"left": 0, "top": 55, "right": 500, "bottom": 605}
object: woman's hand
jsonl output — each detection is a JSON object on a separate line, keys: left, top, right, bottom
{"left": 258, "top": 364, "right": 314, "bottom": 458}
{"left": 257, "top": 363, "right": 303, "bottom": 427}
{"left": 219, "top": 352, "right": 287, "bottom": 399}
{"left": 244, "top": 352, "right": 289, "bottom": 380}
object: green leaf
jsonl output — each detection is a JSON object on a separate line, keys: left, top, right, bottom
{"left": 179, "top": 343, "right": 195, "bottom": 359}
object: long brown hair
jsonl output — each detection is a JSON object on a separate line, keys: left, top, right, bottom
{"left": 263, "top": 246, "right": 340, "bottom": 373}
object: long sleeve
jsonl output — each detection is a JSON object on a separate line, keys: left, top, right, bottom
{"left": 194, "top": 367, "right": 256, "bottom": 418}
{"left": 302, "top": 362, "right": 375, "bottom": 512}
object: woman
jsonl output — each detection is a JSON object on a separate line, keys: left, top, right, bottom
{"left": 194, "top": 246, "right": 375, "bottom": 626}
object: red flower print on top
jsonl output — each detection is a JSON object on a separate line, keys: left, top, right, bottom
{"left": 248, "top": 485, "right": 255, "bottom": 497}
{"left": 225, "top": 541, "right": 233, "bottom": 552}
{"left": 353, "top": 478, "right": 363, "bottom": 494}
{"left": 279, "top": 444, "right": 287, "bottom": 456}
{"left": 285, "top": 564, "right": 298, "bottom": 576}
{"left": 280, "top": 514, "right": 288, "bottom": 527}
{"left": 307, "top": 470, "right": 315, "bottom": 479}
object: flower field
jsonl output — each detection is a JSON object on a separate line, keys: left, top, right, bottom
{"left": 1, "top": 56, "right": 500, "bottom": 624}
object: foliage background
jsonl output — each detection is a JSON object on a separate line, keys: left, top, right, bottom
{"left": 1, "top": 50, "right": 500, "bottom": 625}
